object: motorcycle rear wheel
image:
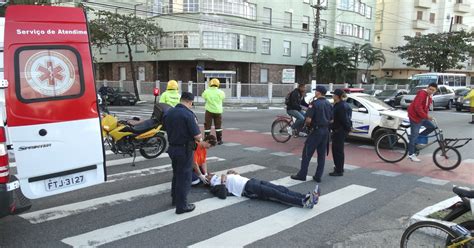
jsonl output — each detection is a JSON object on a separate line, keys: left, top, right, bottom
{"left": 139, "top": 132, "right": 167, "bottom": 159}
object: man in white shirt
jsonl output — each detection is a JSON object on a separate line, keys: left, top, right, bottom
{"left": 206, "top": 170, "right": 320, "bottom": 209}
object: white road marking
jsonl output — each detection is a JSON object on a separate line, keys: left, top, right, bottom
{"left": 224, "top": 128, "right": 240, "bottom": 130}
{"left": 61, "top": 175, "right": 311, "bottom": 247}
{"left": 462, "top": 159, "right": 474, "bottom": 164}
{"left": 371, "top": 170, "right": 402, "bottom": 177}
{"left": 243, "top": 147, "right": 267, "bottom": 152}
{"left": 271, "top": 152, "right": 294, "bottom": 157}
{"left": 190, "top": 185, "right": 376, "bottom": 248}
{"left": 358, "top": 145, "right": 374, "bottom": 149}
{"left": 242, "top": 107, "right": 258, "bottom": 110}
{"left": 20, "top": 164, "right": 265, "bottom": 224}
{"left": 261, "top": 132, "right": 272, "bottom": 135}
{"left": 268, "top": 107, "right": 284, "bottom": 110}
{"left": 243, "top": 130, "right": 259, "bottom": 133}
{"left": 344, "top": 164, "right": 361, "bottom": 170}
{"left": 417, "top": 177, "right": 449, "bottom": 186}
{"left": 107, "top": 157, "right": 225, "bottom": 183}
{"left": 222, "top": 142, "right": 241, "bottom": 147}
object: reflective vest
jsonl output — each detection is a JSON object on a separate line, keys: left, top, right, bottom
{"left": 202, "top": 87, "right": 225, "bottom": 114}
{"left": 159, "top": 90, "right": 180, "bottom": 107}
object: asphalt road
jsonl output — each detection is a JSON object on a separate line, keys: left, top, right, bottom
{"left": 0, "top": 104, "right": 473, "bottom": 247}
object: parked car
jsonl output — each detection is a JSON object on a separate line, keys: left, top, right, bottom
{"left": 305, "top": 92, "right": 410, "bottom": 141}
{"left": 453, "top": 88, "right": 471, "bottom": 112}
{"left": 400, "top": 85, "right": 454, "bottom": 110}
{"left": 364, "top": 89, "right": 383, "bottom": 96}
{"left": 343, "top": 88, "right": 365, "bottom": 94}
{"left": 376, "top": 89, "right": 408, "bottom": 107}
{"left": 99, "top": 86, "right": 138, "bottom": 106}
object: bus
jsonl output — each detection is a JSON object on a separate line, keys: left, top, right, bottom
{"left": 410, "top": 73, "right": 469, "bottom": 90}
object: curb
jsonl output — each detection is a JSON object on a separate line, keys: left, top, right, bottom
{"left": 409, "top": 196, "right": 460, "bottom": 225}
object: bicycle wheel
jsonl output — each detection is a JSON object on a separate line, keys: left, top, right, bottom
{"left": 375, "top": 132, "right": 408, "bottom": 163}
{"left": 271, "top": 119, "right": 291, "bottom": 143}
{"left": 433, "top": 146, "right": 461, "bottom": 170}
{"left": 400, "top": 221, "right": 462, "bottom": 248}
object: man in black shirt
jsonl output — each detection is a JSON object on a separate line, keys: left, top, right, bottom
{"left": 330, "top": 89, "right": 352, "bottom": 176}
{"left": 291, "top": 86, "right": 333, "bottom": 183}
{"left": 286, "top": 84, "right": 306, "bottom": 136}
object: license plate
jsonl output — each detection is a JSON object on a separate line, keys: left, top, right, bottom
{"left": 129, "top": 100, "right": 135, "bottom": 102}
{"left": 45, "top": 173, "right": 85, "bottom": 191}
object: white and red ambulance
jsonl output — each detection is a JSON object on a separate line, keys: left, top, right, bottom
{"left": 0, "top": 5, "right": 106, "bottom": 218}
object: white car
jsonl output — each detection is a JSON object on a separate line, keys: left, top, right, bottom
{"left": 305, "top": 92, "right": 411, "bottom": 141}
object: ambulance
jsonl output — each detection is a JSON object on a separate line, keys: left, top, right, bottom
{"left": 0, "top": 5, "right": 106, "bottom": 218}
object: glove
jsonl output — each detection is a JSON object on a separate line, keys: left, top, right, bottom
{"left": 199, "top": 174, "right": 209, "bottom": 184}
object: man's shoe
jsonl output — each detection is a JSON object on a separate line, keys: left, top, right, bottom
{"left": 329, "top": 171, "right": 343, "bottom": 177}
{"left": 408, "top": 154, "right": 421, "bottom": 162}
{"left": 298, "top": 132, "right": 308, "bottom": 137}
{"left": 469, "top": 121, "right": 474, "bottom": 124}
{"left": 176, "top": 203, "right": 195, "bottom": 214}
{"left": 217, "top": 140, "right": 224, "bottom": 145}
{"left": 312, "top": 176, "right": 321, "bottom": 183}
{"left": 310, "top": 185, "right": 321, "bottom": 205}
{"left": 290, "top": 175, "right": 306, "bottom": 181}
{"left": 303, "top": 195, "right": 314, "bottom": 209}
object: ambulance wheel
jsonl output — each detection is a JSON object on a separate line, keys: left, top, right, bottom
{"left": 140, "top": 133, "right": 167, "bottom": 159}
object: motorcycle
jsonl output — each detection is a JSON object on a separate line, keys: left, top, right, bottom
{"left": 101, "top": 114, "right": 167, "bottom": 165}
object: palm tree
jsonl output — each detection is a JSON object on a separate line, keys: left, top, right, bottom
{"left": 360, "top": 44, "right": 385, "bottom": 83}
{"left": 316, "top": 46, "right": 353, "bottom": 84}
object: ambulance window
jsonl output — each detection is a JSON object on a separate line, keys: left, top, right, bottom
{"left": 15, "top": 47, "right": 84, "bottom": 103}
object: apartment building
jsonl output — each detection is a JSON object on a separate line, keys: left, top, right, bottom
{"left": 84, "top": 0, "right": 376, "bottom": 88}
{"left": 374, "top": 0, "right": 474, "bottom": 80}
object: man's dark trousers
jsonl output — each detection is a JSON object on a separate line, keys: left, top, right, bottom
{"left": 331, "top": 130, "right": 346, "bottom": 173}
{"left": 296, "top": 127, "right": 329, "bottom": 179}
{"left": 243, "top": 178, "right": 305, "bottom": 206}
{"left": 169, "top": 147, "right": 193, "bottom": 211}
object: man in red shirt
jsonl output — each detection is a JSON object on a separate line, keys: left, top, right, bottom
{"left": 191, "top": 135, "right": 217, "bottom": 185}
{"left": 407, "top": 83, "right": 438, "bottom": 162}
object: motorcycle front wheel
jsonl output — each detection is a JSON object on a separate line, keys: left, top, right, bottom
{"left": 139, "top": 132, "right": 167, "bottom": 159}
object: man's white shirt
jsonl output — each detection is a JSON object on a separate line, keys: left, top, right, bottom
{"left": 210, "top": 174, "right": 249, "bottom": 197}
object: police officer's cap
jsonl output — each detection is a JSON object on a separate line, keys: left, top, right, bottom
{"left": 333, "top": 88, "right": 345, "bottom": 97}
{"left": 314, "top": 86, "right": 327, "bottom": 95}
{"left": 180, "top": 92, "right": 195, "bottom": 101}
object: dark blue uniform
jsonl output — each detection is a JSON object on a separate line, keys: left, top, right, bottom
{"left": 331, "top": 101, "right": 352, "bottom": 174}
{"left": 295, "top": 97, "right": 333, "bottom": 181}
{"left": 163, "top": 104, "right": 200, "bottom": 211}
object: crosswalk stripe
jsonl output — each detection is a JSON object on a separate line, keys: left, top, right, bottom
{"left": 190, "top": 185, "right": 376, "bottom": 248}
{"left": 107, "top": 157, "right": 225, "bottom": 183}
{"left": 20, "top": 164, "right": 265, "bottom": 224}
{"left": 106, "top": 153, "right": 169, "bottom": 167}
{"left": 60, "top": 175, "right": 311, "bottom": 247}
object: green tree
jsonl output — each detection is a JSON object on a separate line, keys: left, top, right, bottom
{"left": 360, "top": 43, "right": 385, "bottom": 82}
{"left": 316, "top": 46, "right": 353, "bottom": 84}
{"left": 392, "top": 31, "right": 474, "bottom": 72}
{"left": 90, "top": 10, "right": 164, "bottom": 101}
{"left": 1, "top": 0, "right": 52, "bottom": 16}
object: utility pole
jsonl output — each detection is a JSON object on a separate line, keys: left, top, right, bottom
{"left": 310, "top": 0, "right": 325, "bottom": 83}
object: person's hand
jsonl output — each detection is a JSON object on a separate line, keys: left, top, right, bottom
{"left": 427, "top": 116, "right": 433, "bottom": 121}
{"left": 199, "top": 174, "right": 209, "bottom": 184}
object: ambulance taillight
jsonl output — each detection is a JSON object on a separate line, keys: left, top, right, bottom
{"left": 0, "top": 127, "right": 9, "bottom": 184}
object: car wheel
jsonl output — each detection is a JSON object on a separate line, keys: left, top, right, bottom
{"left": 446, "top": 100, "right": 452, "bottom": 110}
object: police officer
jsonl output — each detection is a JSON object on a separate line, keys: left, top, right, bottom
{"left": 164, "top": 92, "right": 203, "bottom": 214}
{"left": 329, "top": 89, "right": 352, "bottom": 177}
{"left": 202, "top": 78, "right": 226, "bottom": 145}
{"left": 159, "top": 80, "right": 180, "bottom": 107}
{"left": 291, "top": 86, "right": 333, "bottom": 183}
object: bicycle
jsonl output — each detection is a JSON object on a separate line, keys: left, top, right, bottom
{"left": 374, "top": 117, "right": 472, "bottom": 170}
{"left": 271, "top": 115, "right": 308, "bottom": 143}
{"left": 400, "top": 220, "right": 474, "bottom": 247}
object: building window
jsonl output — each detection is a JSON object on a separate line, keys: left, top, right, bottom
{"left": 302, "top": 15, "right": 310, "bottom": 30}
{"left": 119, "top": 66, "right": 126, "bottom": 81}
{"left": 284, "top": 11, "right": 292, "bottom": 28}
{"left": 417, "top": 11, "right": 423, "bottom": 20}
{"left": 359, "top": 3, "right": 365, "bottom": 15}
{"left": 160, "top": 32, "right": 200, "bottom": 49}
{"left": 364, "top": 28, "right": 371, "bottom": 41}
{"left": 321, "top": 19, "right": 327, "bottom": 34}
{"left": 455, "top": 15, "right": 463, "bottom": 24}
{"left": 283, "top": 40, "right": 291, "bottom": 56}
{"left": 263, "top": 7, "right": 272, "bottom": 25}
{"left": 261, "top": 38, "right": 271, "bottom": 54}
{"left": 429, "top": 13, "right": 435, "bottom": 23}
{"left": 260, "top": 68, "right": 268, "bottom": 83}
{"left": 366, "top": 6, "right": 372, "bottom": 19}
{"left": 336, "top": 22, "right": 353, "bottom": 36}
{"left": 301, "top": 43, "right": 308, "bottom": 58}
{"left": 184, "top": 0, "right": 199, "bottom": 12}
{"left": 200, "top": 0, "right": 256, "bottom": 20}
{"left": 415, "top": 32, "right": 422, "bottom": 37}
{"left": 456, "top": 0, "right": 463, "bottom": 3}
{"left": 358, "top": 26, "right": 364, "bottom": 38}
{"left": 339, "top": 0, "right": 354, "bottom": 10}
{"left": 202, "top": 31, "right": 256, "bottom": 52}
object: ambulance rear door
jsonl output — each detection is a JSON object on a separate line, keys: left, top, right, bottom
{"left": 4, "top": 5, "right": 106, "bottom": 199}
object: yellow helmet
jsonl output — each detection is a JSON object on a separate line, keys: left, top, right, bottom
{"left": 209, "top": 78, "right": 220, "bottom": 87}
{"left": 167, "top": 80, "right": 178, "bottom": 90}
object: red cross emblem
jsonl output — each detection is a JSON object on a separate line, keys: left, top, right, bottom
{"left": 37, "top": 61, "right": 64, "bottom": 86}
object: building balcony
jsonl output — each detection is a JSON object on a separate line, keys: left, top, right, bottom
{"left": 412, "top": 20, "right": 430, "bottom": 30}
{"left": 452, "top": 23, "right": 469, "bottom": 32}
{"left": 454, "top": 3, "right": 471, "bottom": 13}
{"left": 414, "top": 0, "right": 431, "bottom": 8}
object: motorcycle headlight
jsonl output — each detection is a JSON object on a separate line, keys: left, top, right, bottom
{"left": 103, "top": 125, "right": 110, "bottom": 132}
{"left": 466, "top": 100, "right": 471, "bottom": 104}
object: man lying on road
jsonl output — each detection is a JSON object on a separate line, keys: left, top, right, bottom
{"left": 206, "top": 170, "right": 320, "bottom": 209}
